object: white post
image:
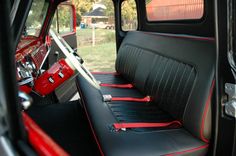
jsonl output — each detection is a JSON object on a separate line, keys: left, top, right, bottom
{"left": 92, "top": 25, "right": 95, "bottom": 47}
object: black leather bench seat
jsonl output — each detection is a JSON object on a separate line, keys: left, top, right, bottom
{"left": 76, "top": 31, "right": 215, "bottom": 156}
{"left": 93, "top": 73, "right": 126, "bottom": 84}
{"left": 77, "top": 77, "right": 209, "bottom": 156}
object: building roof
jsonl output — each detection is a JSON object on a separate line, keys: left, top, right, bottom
{"left": 83, "top": 7, "right": 106, "bottom": 17}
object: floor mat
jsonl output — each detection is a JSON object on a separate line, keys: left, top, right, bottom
{"left": 27, "top": 100, "right": 100, "bottom": 156}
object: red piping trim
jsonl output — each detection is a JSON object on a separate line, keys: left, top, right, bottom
{"left": 113, "top": 121, "right": 181, "bottom": 131}
{"left": 144, "top": 32, "right": 215, "bottom": 42}
{"left": 60, "top": 32, "right": 76, "bottom": 38}
{"left": 91, "top": 72, "right": 120, "bottom": 76}
{"left": 16, "top": 38, "right": 42, "bottom": 54}
{"left": 200, "top": 79, "right": 215, "bottom": 143}
{"left": 40, "top": 1, "right": 54, "bottom": 37}
{"left": 164, "top": 144, "right": 209, "bottom": 156}
{"left": 72, "top": 4, "right": 77, "bottom": 32}
{"left": 111, "top": 96, "right": 151, "bottom": 102}
{"left": 22, "top": 112, "right": 69, "bottom": 156}
{"left": 77, "top": 85, "right": 105, "bottom": 156}
{"left": 100, "top": 83, "right": 133, "bottom": 88}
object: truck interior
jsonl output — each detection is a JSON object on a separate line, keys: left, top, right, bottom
{"left": 1, "top": 0, "right": 236, "bottom": 156}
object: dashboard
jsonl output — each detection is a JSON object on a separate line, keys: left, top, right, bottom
{"left": 16, "top": 35, "right": 75, "bottom": 96}
{"left": 16, "top": 36, "right": 50, "bottom": 93}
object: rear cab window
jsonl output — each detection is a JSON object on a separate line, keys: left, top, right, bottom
{"left": 145, "top": 0, "right": 204, "bottom": 21}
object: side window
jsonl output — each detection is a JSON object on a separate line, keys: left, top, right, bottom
{"left": 51, "top": 4, "right": 74, "bottom": 34}
{"left": 121, "top": 0, "right": 138, "bottom": 31}
{"left": 77, "top": 1, "right": 116, "bottom": 72}
{"left": 145, "top": 0, "right": 204, "bottom": 21}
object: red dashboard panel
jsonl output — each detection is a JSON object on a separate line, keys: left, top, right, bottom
{"left": 16, "top": 36, "right": 75, "bottom": 96}
{"left": 16, "top": 37, "right": 49, "bottom": 94}
{"left": 34, "top": 59, "right": 74, "bottom": 96}
{"left": 31, "top": 44, "right": 48, "bottom": 69}
{"left": 16, "top": 37, "right": 48, "bottom": 70}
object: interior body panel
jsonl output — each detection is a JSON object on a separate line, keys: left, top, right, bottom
{"left": 3, "top": 0, "right": 236, "bottom": 155}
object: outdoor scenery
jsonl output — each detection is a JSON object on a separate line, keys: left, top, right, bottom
{"left": 72, "top": 0, "right": 137, "bottom": 72}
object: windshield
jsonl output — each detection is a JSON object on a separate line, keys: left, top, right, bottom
{"left": 25, "top": 0, "right": 49, "bottom": 37}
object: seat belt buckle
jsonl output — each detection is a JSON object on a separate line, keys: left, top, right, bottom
{"left": 103, "top": 94, "right": 112, "bottom": 102}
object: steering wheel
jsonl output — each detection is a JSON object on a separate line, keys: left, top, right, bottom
{"left": 49, "top": 30, "right": 100, "bottom": 89}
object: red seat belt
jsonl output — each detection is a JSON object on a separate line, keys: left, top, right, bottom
{"left": 103, "top": 95, "right": 151, "bottom": 102}
{"left": 113, "top": 121, "right": 182, "bottom": 131}
{"left": 100, "top": 83, "right": 133, "bottom": 88}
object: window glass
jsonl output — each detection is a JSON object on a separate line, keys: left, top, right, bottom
{"left": 57, "top": 5, "right": 73, "bottom": 34}
{"left": 146, "top": 0, "right": 204, "bottom": 21}
{"left": 77, "top": 0, "right": 116, "bottom": 72}
{"left": 25, "top": 0, "right": 49, "bottom": 37}
{"left": 51, "top": 5, "right": 74, "bottom": 34}
{"left": 121, "top": 0, "right": 138, "bottom": 31}
{"left": 51, "top": 12, "right": 58, "bottom": 33}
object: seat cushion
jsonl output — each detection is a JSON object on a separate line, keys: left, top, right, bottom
{"left": 93, "top": 72, "right": 127, "bottom": 84}
{"left": 76, "top": 31, "right": 215, "bottom": 156}
{"left": 94, "top": 73, "right": 143, "bottom": 98}
{"left": 77, "top": 76, "right": 208, "bottom": 156}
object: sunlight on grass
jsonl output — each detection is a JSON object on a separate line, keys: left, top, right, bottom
{"left": 78, "top": 42, "right": 116, "bottom": 72}
{"left": 77, "top": 28, "right": 116, "bottom": 72}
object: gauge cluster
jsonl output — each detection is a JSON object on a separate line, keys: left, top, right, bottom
{"left": 15, "top": 36, "right": 76, "bottom": 96}
{"left": 16, "top": 37, "right": 50, "bottom": 93}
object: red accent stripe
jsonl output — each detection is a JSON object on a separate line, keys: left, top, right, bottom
{"left": 144, "top": 32, "right": 215, "bottom": 42}
{"left": 113, "top": 121, "right": 182, "bottom": 131}
{"left": 111, "top": 96, "right": 151, "bottom": 102}
{"left": 72, "top": 4, "right": 77, "bottom": 32}
{"left": 100, "top": 83, "right": 133, "bottom": 88}
{"left": 164, "top": 144, "right": 209, "bottom": 156}
{"left": 200, "top": 79, "right": 215, "bottom": 143}
{"left": 91, "top": 72, "right": 120, "bottom": 75}
{"left": 60, "top": 32, "right": 76, "bottom": 38}
{"left": 22, "top": 112, "right": 69, "bottom": 156}
{"left": 77, "top": 85, "right": 105, "bottom": 156}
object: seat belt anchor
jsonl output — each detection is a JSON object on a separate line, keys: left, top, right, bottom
{"left": 103, "top": 94, "right": 112, "bottom": 102}
{"left": 224, "top": 83, "right": 236, "bottom": 118}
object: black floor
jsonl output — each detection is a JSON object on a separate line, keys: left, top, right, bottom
{"left": 27, "top": 100, "right": 100, "bottom": 156}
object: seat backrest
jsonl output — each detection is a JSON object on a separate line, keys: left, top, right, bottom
{"left": 115, "top": 31, "right": 215, "bottom": 142}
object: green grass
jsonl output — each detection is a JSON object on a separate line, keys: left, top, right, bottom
{"left": 77, "top": 28, "right": 115, "bottom": 46}
{"left": 78, "top": 42, "right": 116, "bottom": 72}
{"left": 77, "top": 28, "right": 115, "bottom": 37}
{"left": 76, "top": 28, "right": 117, "bottom": 72}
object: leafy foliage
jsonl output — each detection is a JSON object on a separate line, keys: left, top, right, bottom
{"left": 25, "top": 0, "right": 49, "bottom": 36}
{"left": 73, "top": 0, "right": 95, "bottom": 24}
{"left": 73, "top": 0, "right": 137, "bottom": 24}
{"left": 121, "top": 0, "right": 137, "bottom": 21}
{"left": 101, "top": 0, "right": 115, "bottom": 17}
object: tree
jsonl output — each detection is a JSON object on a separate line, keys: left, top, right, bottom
{"left": 121, "top": 0, "right": 137, "bottom": 21}
{"left": 102, "top": 0, "right": 137, "bottom": 21}
{"left": 72, "top": 0, "right": 137, "bottom": 25}
{"left": 73, "top": 0, "right": 95, "bottom": 24}
{"left": 102, "top": 0, "right": 114, "bottom": 17}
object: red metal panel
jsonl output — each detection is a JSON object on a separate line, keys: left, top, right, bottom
{"left": 22, "top": 112, "right": 69, "bottom": 156}
{"left": 34, "top": 59, "right": 74, "bottom": 96}
{"left": 19, "top": 85, "right": 32, "bottom": 94}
